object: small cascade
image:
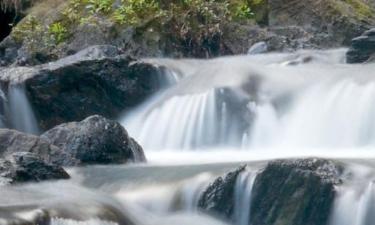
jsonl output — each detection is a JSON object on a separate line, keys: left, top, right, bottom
{"left": 0, "top": 87, "right": 7, "bottom": 128}
{"left": 7, "top": 84, "right": 39, "bottom": 134}
{"left": 330, "top": 164, "right": 375, "bottom": 225}
{"left": 125, "top": 88, "right": 246, "bottom": 150}
{"left": 233, "top": 170, "right": 257, "bottom": 225}
{"left": 178, "top": 173, "right": 214, "bottom": 211}
{"left": 124, "top": 49, "right": 375, "bottom": 152}
{"left": 244, "top": 78, "right": 375, "bottom": 148}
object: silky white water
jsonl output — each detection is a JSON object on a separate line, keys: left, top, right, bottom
{"left": 4, "top": 49, "right": 375, "bottom": 225}
{"left": 0, "top": 84, "right": 39, "bottom": 134}
{"left": 123, "top": 49, "right": 375, "bottom": 152}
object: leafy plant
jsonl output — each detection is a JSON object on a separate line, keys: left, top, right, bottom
{"left": 86, "top": 0, "right": 113, "bottom": 14}
{"left": 233, "top": 2, "right": 254, "bottom": 20}
{"left": 112, "top": 0, "right": 160, "bottom": 25}
{"left": 49, "top": 22, "right": 68, "bottom": 44}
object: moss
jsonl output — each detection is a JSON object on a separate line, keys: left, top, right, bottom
{"left": 345, "top": 0, "right": 374, "bottom": 18}
{"left": 329, "top": 0, "right": 374, "bottom": 20}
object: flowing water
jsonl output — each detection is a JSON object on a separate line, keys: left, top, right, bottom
{"left": 3, "top": 49, "right": 375, "bottom": 224}
{"left": 0, "top": 84, "right": 39, "bottom": 134}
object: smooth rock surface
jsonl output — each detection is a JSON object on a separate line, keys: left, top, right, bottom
{"left": 41, "top": 115, "right": 145, "bottom": 166}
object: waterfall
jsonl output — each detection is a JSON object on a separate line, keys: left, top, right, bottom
{"left": 0, "top": 87, "right": 7, "bottom": 128}
{"left": 124, "top": 88, "right": 245, "bottom": 150}
{"left": 7, "top": 84, "right": 39, "bottom": 134}
{"left": 233, "top": 170, "right": 257, "bottom": 225}
{"left": 123, "top": 49, "right": 375, "bottom": 151}
{"left": 246, "top": 79, "right": 375, "bottom": 148}
{"left": 329, "top": 164, "right": 375, "bottom": 225}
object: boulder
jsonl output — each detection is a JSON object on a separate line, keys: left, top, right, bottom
{"left": 250, "top": 158, "right": 342, "bottom": 225}
{"left": 0, "top": 129, "right": 69, "bottom": 165}
{"left": 0, "top": 152, "right": 70, "bottom": 185}
{"left": 347, "top": 28, "right": 375, "bottom": 63}
{"left": 198, "top": 158, "right": 342, "bottom": 225}
{"left": 0, "top": 46, "right": 165, "bottom": 130}
{"left": 41, "top": 115, "right": 145, "bottom": 166}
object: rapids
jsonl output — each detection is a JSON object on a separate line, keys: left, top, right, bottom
{"left": 3, "top": 49, "right": 375, "bottom": 225}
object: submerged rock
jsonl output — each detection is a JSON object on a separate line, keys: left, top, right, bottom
{"left": 41, "top": 115, "right": 145, "bottom": 166}
{"left": 347, "top": 28, "right": 375, "bottom": 63}
{"left": 0, "top": 46, "right": 165, "bottom": 130}
{"left": 198, "top": 158, "right": 342, "bottom": 225}
{"left": 0, "top": 152, "right": 70, "bottom": 185}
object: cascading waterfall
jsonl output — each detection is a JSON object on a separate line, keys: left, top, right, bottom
{"left": 247, "top": 79, "right": 375, "bottom": 148}
{"left": 0, "top": 87, "right": 7, "bottom": 127}
{"left": 233, "top": 170, "right": 257, "bottom": 225}
{"left": 124, "top": 88, "right": 245, "bottom": 150}
{"left": 123, "top": 49, "right": 375, "bottom": 152}
{"left": 7, "top": 84, "right": 39, "bottom": 134}
{"left": 329, "top": 164, "right": 375, "bottom": 225}
{"left": 0, "top": 84, "right": 39, "bottom": 134}
{"left": 4, "top": 48, "right": 375, "bottom": 225}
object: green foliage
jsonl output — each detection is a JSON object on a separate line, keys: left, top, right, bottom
{"left": 11, "top": 0, "right": 260, "bottom": 55}
{"left": 86, "top": 0, "right": 113, "bottom": 14}
{"left": 12, "top": 16, "right": 43, "bottom": 43}
{"left": 233, "top": 1, "right": 254, "bottom": 20}
{"left": 49, "top": 22, "right": 68, "bottom": 44}
{"left": 112, "top": 0, "right": 160, "bottom": 25}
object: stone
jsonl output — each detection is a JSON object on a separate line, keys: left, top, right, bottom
{"left": 0, "top": 152, "right": 70, "bottom": 185}
{"left": 0, "top": 46, "right": 165, "bottom": 130}
{"left": 41, "top": 115, "right": 145, "bottom": 166}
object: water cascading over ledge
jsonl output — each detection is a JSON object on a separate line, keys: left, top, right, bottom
{"left": 0, "top": 83, "right": 39, "bottom": 134}
{"left": 123, "top": 49, "right": 375, "bottom": 152}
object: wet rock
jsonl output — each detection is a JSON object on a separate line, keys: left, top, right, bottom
{"left": 41, "top": 115, "right": 145, "bottom": 166}
{"left": 0, "top": 46, "right": 165, "bottom": 130}
{"left": 347, "top": 28, "right": 375, "bottom": 63}
{"left": 0, "top": 129, "right": 69, "bottom": 165}
{"left": 0, "top": 152, "right": 70, "bottom": 185}
{"left": 198, "top": 158, "right": 342, "bottom": 225}
{"left": 198, "top": 166, "right": 246, "bottom": 220}
{"left": 248, "top": 41, "right": 268, "bottom": 55}
{"left": 250, "top": 158, "right": 342, "bottom": 225}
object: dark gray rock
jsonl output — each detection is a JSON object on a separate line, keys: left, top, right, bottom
{"left": 347, "top": 28, "right": 375, "bottom": 63}
{"left": 41, "top": 115, "right": 145, "bottom": 166}
{"left": 0, "top": 152, "right": 70, "bottom": 185}
{"left": 0, "top": 129, "right": 70, "bottom": 165}
{"left": 250, "top": 158, "right": 342, "bottom": 225}
{"left": 198, "top": 166, "right": 246, "bottom": 220}
{"left": 0, "top": 46, "right": 166, "bottom": 130}
{"left": 198, "top": 158, "right": 342, "bottom": 225}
